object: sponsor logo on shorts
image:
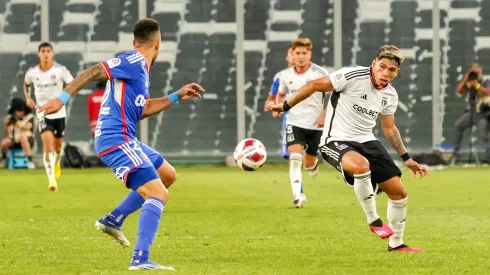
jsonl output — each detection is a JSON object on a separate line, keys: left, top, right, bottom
{"left": 115, "top": 166, "right": 130, "bottom": 182}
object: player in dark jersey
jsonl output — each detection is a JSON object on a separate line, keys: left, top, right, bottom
{"left": 38, "top": 18, "right": 204, "bottom": 270}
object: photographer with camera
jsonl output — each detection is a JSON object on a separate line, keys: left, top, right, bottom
{"left": 1, "top": 98, "right": 36, "bottom": 169}
{"left": 453, "top": 64, "right": 490, "bottom": 164}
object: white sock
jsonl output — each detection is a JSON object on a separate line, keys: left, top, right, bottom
{"left": 43, "top": 152, "right": 55, "bottom": 182}
{"left": 54, "top": 151, "right": 62, "bottom": 164}
{"left": 353, "top": 171, "right": 379, "bottom": 224}
{"left": 388, "top": 197, "right": 407, "bottom": 248}
{"left": 289, "top": 153, "right": 303, "bottom": 201}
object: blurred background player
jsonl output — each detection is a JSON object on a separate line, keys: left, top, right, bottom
{"left": 1, "top": 98, "right": 35, "bottom": 169}
{"left": 24, "top": 42, "right": 74, "bottom": 191}
{"left": 274, "top": 38, "right": 329, "bottom": 208}
{"left": 88, "top": 80, "right": 106, "bottom": 137}
{"left": 38, "top": 18, "right": 205, "bottom": 270}
{"left": 263, "top": 45, "right": 295, "bottom": 159}
{"left": 270, "top": 45, "right": 427, "bottom": 252}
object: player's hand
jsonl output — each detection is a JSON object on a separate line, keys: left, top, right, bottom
{"left": 264, "top": 100, "right": 274, "bottom": 112}
{"left": 178, "top": 83, "right": 205, "bottom": 100}
{"left": 272, "top": 111, "right": 281, "bottom": 118}
{"left": 26, "top": 98, "right": 35, "bottom": 108}
{"left": 37, "top": 98, "right": 64, "bottom": 116}
{"left": 268, "top": 102, "right": 284, "bottom": 113}
{"left": 404, "top": 159, "right": 429, "bottom": 179}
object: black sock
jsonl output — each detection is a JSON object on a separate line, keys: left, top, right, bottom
{"left": 27, "top": 156, "right": 32, "bottom": 161}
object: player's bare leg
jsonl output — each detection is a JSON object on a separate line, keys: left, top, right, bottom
{"left": 53, "top": 137, "right": 63, "bottom": 179}
{"left": 379, "top": 177, "right": 424, "bottom": 252}
{"left": 288, "top": 144, "right": 306, "bottom": 208}
{"left": 41, "top": 131, "right": 57, "bottom": 191}
{"left": 304, "top": 153, "right": 319, "bottom": 179}
{"left": 156, "top": 160, "right": 177, "bottom": 188}
{"left": 341, "top": 151, "right": 393, "bottom": 239}
{"left": 95, "top": 160, "right": 177, "bottom": 247}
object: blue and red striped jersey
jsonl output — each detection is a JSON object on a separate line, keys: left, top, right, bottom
{"left": 94, "top": 50, "right": 150, "bottom": 156}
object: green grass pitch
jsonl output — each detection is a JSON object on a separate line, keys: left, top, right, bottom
{"left": 1, "top": 165, "right": 489, "bottom": 274}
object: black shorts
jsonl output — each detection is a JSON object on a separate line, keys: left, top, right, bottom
{"left": 12, "top": 136, "right": 34, "bottom": 149}
{"left": 320, "top": 140, "right": 402, "bottom": 191}
{"left": 39, "top": 117, "right": 66, "bottom": 138}
{"left": 286, "top": 125, "right": 322, "bottom": 156}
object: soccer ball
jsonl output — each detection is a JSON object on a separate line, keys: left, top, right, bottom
{"left": 234, "top": 138, "right": 267, "bottom": 171}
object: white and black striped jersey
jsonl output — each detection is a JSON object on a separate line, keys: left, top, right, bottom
{"left": 25, "top": 63, "right": 74, "bottom": 119}
{"left": 278, "top": 62, "right": 329, "bottom": 130}
{"left": 319, "top": 66, "right": 399, "bottom": 146}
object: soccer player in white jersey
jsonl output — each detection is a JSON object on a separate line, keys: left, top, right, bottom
{"left": 24, "top": 42, "right": 74, "bottom": 191}
{"left": 274, "top": 38, "right": 329, "bottom": 208}
{"left": 269, "top": 45, "right": 427, "bottom": 252}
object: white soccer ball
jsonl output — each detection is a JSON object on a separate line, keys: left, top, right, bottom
{"left": 234, "top": 138, "right": 267, "bottom": 171}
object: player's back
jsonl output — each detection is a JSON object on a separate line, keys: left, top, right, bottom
{"left": 95, "top": 50, "right": 150, "bottom": 156}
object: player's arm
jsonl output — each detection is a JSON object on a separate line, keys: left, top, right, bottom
{"left": 140, "top": 83, "right": 205, "bottom": 119}
{"left": 269, "top": 76, "right": 334, "bottom": 113}
{"left": 380, "top": 114, "right": 429, "bottom": 178}
{"left": 23, "top": 73, "right": 36, "bottom": 108}
{"left": 380, "top": 114, "right": 407, "bottom": 156}
{"left": 38, "top": 64, "right": 108, "bottom": 115}
{"left": 64, "top": 64, "right": 107, "bottom": 97}
{"left": 264, "top": 77, "right": 280, "bottom": 111}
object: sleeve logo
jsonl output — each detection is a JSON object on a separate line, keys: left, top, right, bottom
{"left": 107, "top": 58, "right": 122, "bottom": 68}
{"left": 336, "top": 73, "right": 342, "bottom": 80}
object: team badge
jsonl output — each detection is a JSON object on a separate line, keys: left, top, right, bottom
{"left": 382, "top": 97, "right": 388, "bottom": 106}
{"left": 107, "top": 58, "right": 121, "bottom": 68}
{"left": 336, "top": 73, "right": 342, "bottom": 79}
{"left": 51, "top": 74, "right": 56, "bottom": 80}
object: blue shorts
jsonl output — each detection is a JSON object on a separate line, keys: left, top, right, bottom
{"left": 280, "top": 112, "right": 289, "bottom": 159}
{"left": 99, "top": 141, "right": 165, "bottom": 191}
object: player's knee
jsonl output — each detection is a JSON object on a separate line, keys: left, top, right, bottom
{"left": 344, "top": 154, "right": 370, "bottom": 174}
{"left": 167, "top": 170, "right": 177, "bottom": 185}
{"left": 289, "top": 153, "right": 302, "bottom": 168}
{"left": 141, "top": 186, "right": 169, "bottom": 203}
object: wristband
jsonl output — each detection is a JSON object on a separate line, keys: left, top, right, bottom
{"left": 401, "top": 153, "right": 411, "bottom": 162}
{"left": 283, "top": 101, "right": 292, "bottom": 112}
{"left": 57, "top": 91, "right": 71, "bottom": 105}
{"left": 168, "top": 92, "right": 180, "bottom": 105}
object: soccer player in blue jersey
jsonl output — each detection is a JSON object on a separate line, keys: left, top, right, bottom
{"left": 38, "top": 18, "right": 205, "bottom": 270}
{"left": 263, "top": 46, "right": 294, "bottom": 159}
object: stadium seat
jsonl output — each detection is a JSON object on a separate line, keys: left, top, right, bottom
{"left": 7, "top": 148, "right": 29, "bottom": 169}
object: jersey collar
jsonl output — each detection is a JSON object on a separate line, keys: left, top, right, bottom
{"left": 38, "top": 62, "right": 54, "bottom": 72}
{"left": 294, "top": 62, "right": 312, "bottom": 75}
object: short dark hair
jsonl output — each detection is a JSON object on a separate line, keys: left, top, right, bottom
{"left": 133, "top": 18, "right": 160, "bottom": 43}
{"left": 38, "top": 42, "right": 53, "bottom": 52}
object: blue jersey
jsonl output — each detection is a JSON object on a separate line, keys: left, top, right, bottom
{"left": 95, "top": 50, "right": 150, "bottom": 156}
{"left": 270, "top": 72, "right": 281, "bottom": 96}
